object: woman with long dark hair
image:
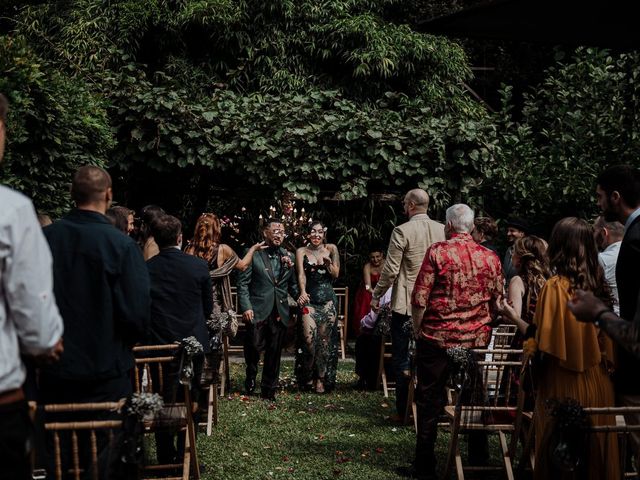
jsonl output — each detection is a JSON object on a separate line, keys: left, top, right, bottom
{"left": 295, "top": 221, "right": 341, "bottom": 393}
{"left": 521, "top": 218, "right": 617, "bottom": 479}
{"left": 503, "top": 236, "right": 551, "bottom": 340}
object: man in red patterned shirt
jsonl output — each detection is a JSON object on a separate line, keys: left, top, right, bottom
{"left": 397, "top": 204, "right": 503, "bottom": 480}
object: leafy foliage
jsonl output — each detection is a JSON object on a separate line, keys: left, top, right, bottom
{"left": 492, "top": 48, "right": 640, "bottom": 222}
{"left": 2, "top": 0, "right": 494, "bottom": 213}
{"left": 0, "top": 37, "right": 113, "bottom": 217}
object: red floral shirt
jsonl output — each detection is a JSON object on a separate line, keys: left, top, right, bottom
{"left": 411, "top": 233, "right": 503, "bottom": 348}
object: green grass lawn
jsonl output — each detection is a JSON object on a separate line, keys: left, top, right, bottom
{"left": 196, "top": 361, "right": 452, "bottom": 480}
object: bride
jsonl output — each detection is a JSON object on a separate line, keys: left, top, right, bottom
{"left": 295, "top": 221, "right": 341, "bottom": 393}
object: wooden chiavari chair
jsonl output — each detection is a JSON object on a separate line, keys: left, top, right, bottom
{"left": 442, "top": 348, "right": 524, "bottom": 480}
{"left": 132, "top": 344, "right": 200, "bottom": 480}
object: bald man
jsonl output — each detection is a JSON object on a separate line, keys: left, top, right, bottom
{"left": 41, "top": 166, "right": 150, "bottom": 404}
{"left": 371, "top": 188, "right": 445, "bottom": 418}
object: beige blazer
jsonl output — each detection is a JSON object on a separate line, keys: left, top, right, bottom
{"left": 372, "top": 214, "right": 445, "bottom": 316}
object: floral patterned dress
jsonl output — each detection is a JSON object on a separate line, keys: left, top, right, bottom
{"left": 295, "top": 256, "right": 339, "bottom": 391}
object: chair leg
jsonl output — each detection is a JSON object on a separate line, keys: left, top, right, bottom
{"left": 212, "top": 385, "right": 218, "bottom": 427}
{"left": 206, "top": 386, "right": 215, "bottom": 436}
{"left": 499, "top": 431, "right": 515, "bottom": 480}
{"left": 340, "top": 320, "right": 347, "bottom": 360}
{"left": 184, "top": 386, "right": 201, "bottom": 480}
{"left": 220, "top": 335, "right": 230, "bottom": 397}
{"left": 376, "top": 339, "right": 385, "bottom": 391}
{"left": 182, "top": 429, "right": 191, "bottom": 480}
{"left": 382, "top": 368, "right": 389, "bottom": 399}
{"left": 518, "top": 420, "right": 535, "bottom": 474}
{"left": 443, "top": 419, "right": 461, "bottom": 480}
{"left": 404, "top": 377, "right": 415, "bottom": 426}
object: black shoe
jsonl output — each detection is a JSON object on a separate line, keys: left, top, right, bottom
{"left": 395, "top": 466, "right": 435, "bottom": 480}
{"left": 244, "top": 378, "right": 256, "bottom": 396}
{"left": 260, "top": 390, "right": 276, "bottom": 401}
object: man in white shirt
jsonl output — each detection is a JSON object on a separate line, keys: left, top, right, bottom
{"left": 0, "top": 93, "right": 64, "bottom": 478}
{"left": 594, "top": 216, "right": 623, "bottom": 313}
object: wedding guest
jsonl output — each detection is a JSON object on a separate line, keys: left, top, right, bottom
{"left": 593, "top": 216, "right": 624, "bottom": 314}
{"left": 596, "top": 164, "right": 640, "bottom": 455}
{"left": 371, "top": 188, "right": 445, "bottom": 418}
{"left": 139, "top": 204, "right": 165, "bottom": 260}
{"left": 515, "top": 218, "right": 617, "bottom": 480}
{"left": 146, "top": 215, "right": 211, "bottom": 465}
{"left": 112, "top": 205, "right": 135, "bottom": 235}
{"left": 184, "top": 213, "right": 264, "bottom": 386}
{"left": 503, "top": 236, "right": 551, "bottom": 340}
{"left": 106, "top": 206, "right": 129, "bottom": 234}
{"left": 569, "top": 289, "right": 640, "bottom": 359}
{"left": 295, "top": 222, "right": 340, "bottom": 393}
{"left": 37, "top": 212, "right": 52, "bottom": 227}
{"left": 502, "top": 217, "right": 528, "bottom": 285}
{"left": 0, "top": 92, "right": 64, "bottom": 479}
{"left": 355, "top": 287, "right": 392, "bottom": 391}
{"left": 237, "top": 219, "right": 299, "bottom": 401}
{"left": 471, "top": 216, "right": 499, "bottom": 254}
{"left": 41, "top": 166, "right": 150, "bottom": 404}
{"left": 351, "top": 246, "right": 385, "bottom": 337}
{"left": 397, "top": 204, "right": 502, "bottom": 480}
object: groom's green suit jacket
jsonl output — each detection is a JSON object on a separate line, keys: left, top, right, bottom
{"left": 237, "top": 248, "right": 299, "bottom": 325}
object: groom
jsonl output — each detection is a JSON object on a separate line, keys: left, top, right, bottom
{"left": 238, "top": 219, "right": 299, "bottom": 401}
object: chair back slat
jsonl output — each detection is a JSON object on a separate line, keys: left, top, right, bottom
{"left": 90, "top": 430, "right": 99, "bottom": 480}
{"left": 71, "top": 430, "right": 80, "bottom": 480}
{"left": 41, "top": 403, "right": 123, "bottom": 480}
{"left": 54, "top": 431, "right": 62, "bottom": 480}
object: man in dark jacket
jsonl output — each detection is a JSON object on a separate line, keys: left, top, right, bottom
{"left": 41, "top": 166, "right": 150, "bottom": 403}
{"left": 146, "top": 214, "right": 212, "bottom": 464}
{"left": 596, "top": 164, "right": 640, "bottom": 453}
{"left": 146, "top": 214, "right": 212, "bottom": 350}
{"left": 237, "top": 219, "right": 299, "bottom": 401}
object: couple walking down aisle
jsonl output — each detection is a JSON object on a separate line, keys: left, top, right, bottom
{"left": 237, "top": 219, "right": 340, "bottom": 400}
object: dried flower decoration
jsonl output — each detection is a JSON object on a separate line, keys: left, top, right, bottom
{"left": 181, "top": 336, "right": 204, "bottom": 357}
{"left": 125, "top": 392, "right": 164, "bottom": 420}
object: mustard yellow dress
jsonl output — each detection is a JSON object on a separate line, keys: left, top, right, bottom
{"left": 533, "top": 276, "right": 618, "bottom": 480}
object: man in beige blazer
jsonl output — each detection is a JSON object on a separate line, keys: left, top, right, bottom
{"left": 371, "top": 188, "right": 445, "bottom": 418}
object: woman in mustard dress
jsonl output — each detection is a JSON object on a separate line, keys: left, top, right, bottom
{"left": 531, "top": 217, "right": 618, "bottom": 480}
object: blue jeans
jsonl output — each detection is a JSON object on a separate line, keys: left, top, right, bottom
{"left": 390, "top": 311, "right": 411, "bottom": 416}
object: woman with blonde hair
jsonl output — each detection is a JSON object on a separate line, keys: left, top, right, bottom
{"left": 185, "top": 213, "right": 264, "bottom": 383}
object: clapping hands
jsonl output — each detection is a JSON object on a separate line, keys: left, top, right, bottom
{"left": 496, "top": 296, "right": 519, "bottom": 324}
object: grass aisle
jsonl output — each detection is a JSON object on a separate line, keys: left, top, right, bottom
{"left": 197, "top": 361, "right": 450, "bottom": 480}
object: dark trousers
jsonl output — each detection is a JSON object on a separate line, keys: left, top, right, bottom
{"left": 0, "top": 399, "right": 33, "bottom": 480}
{"left": 244, "top": 313, "right": 287, "bottom": 394}
{"left": 355, "top": 333, "right": 383, "bottom": 390}
{"left": 414, "top": 340, "right": 487, "bottom": 476}
{"left": 391, "top": 311, "right": 411, "bottom": 415}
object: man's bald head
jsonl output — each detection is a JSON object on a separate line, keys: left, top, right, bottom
{"left": 71, "top": 166, "right": 112, "bottom": 211}
{"left": 403, "top": 188, "right": 429, "bottom": 217}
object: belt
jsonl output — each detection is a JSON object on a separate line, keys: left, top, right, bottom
{"left": 0, "top": 388, "right": 25, "bottom": 406}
